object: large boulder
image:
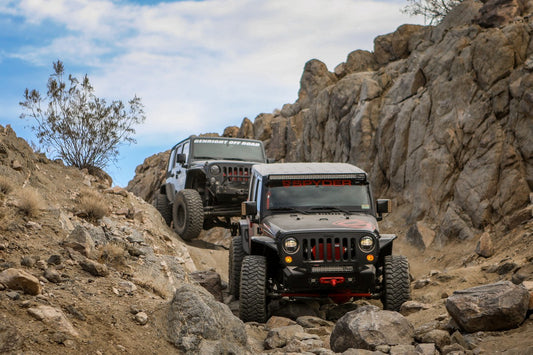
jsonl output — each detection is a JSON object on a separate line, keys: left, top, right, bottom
{"left": 329, "top": 305, "right": 414, "bottom": 352}
{"left": 167, "top": 284, "right": 248, "bottom": 354}
{"left": 445, "top": 281, "right": 530, "bottom": 332}
{"left": 297, "top": 59, "right": 337, "bottom": 109}
{"left": 126, "top": 150, "right": 170, "bottom": 203}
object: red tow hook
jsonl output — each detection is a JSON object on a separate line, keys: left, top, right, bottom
{"left": 319, "top": 277, "right": 345, "bottom": 287}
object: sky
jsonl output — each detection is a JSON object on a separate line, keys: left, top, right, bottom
{"left": 0, "top": 0, "right": 423, "bottom": 187}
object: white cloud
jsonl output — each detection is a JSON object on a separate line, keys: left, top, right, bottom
{"left": 3, "top": 0, "right": 424, "bottom": 147}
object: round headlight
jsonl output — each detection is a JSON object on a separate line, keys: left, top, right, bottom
{"left": 359, "top": 236, "right": 375, "bottom": 252}
{"left": 209, "top": 165, "right": 221, "bottom": 175}
{"left": 283, "top": 237, "right": 299, "bottom": 254}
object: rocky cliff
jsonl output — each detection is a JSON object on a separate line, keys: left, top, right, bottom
{"left": 214, "top": 0, "right": 532, "bottom": 248}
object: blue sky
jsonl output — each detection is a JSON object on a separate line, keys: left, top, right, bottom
{"left": 0, "top": 0, "right": 423, "bottom": 187}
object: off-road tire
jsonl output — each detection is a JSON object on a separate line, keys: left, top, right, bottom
{"left": 239, "top": 255, "right": 268, "bottom": 322}
{"left": 154, "top": 192, "right": 172, "bottom": 226}
{"left": 381, "top": 255, "right": 410, "bottom": 311}
{"left": 172, "top": 189, "right": 204, "bottom": 241}
{"left": 228, "top": 236, "right": 245, "bottom": 299}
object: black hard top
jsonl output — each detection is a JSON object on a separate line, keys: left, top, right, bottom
{"left": 252, "top": 162, "right": 367, "bottom": 177}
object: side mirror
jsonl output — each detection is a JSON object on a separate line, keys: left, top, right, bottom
{"left": 376, "top": 199, "right": 391, "bottom": 221}
{"left": 242, "top": 201, "right": 257, "bottom": 217}
{"left": 177, "top": 153, "right": 186, "bottom": 165}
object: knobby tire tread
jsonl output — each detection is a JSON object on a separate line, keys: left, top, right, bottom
{"left": 239, "top": 255, "right": 267, "bottom": 323}
{"left": 155, "top": 192, "right": 172, "bottom": 226}
{"left": 228, "top": 236, "right": 244, "bottom": 299}
{"left": 173, "top": 189, "right": 204, "bottom": 241}
{"left": 382, "top": 255, "right": 410, "bottom": 312}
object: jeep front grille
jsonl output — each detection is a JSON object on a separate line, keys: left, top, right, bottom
{"left": 223, "top": 166, "right": 250, "bottom": 182}
{"left": 302, "top": 237, "right": 357, "bottom": 262}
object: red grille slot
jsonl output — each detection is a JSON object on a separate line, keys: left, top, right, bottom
{"left": 223, "top": 166, "right": 250, "bottom": 182}
{"left": 303, "top": 237, "right": 357, "bottom": 262}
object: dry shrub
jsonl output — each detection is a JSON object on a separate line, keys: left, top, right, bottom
{"left": 16, "top": 188, "right": 45, "bottom": 217}
{"left": 77, "top": 190, "right": 108, "bottom": 221}
{"left": 0, "top": 176, "right": 13, "bottom": 195}
{"left": 98, "top": 242, "right": 127, "bottom": 266}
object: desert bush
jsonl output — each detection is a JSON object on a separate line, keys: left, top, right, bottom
{"left": 16, "top": 188, "right": 45, "bottom": 217}
{"left": 402, "top": 0, "right": 463, "bottom": 24}
{"left": 77, "top": 190, "right": 108, "bottom": 221}
{"left": 20, "top": 60, "right": 145, "bottom": 170}
{"left": 98, "top": 242, "right": 127, "bottom": 266}
{"left": 0, "top": 176, "right": 13, "bottom": 195}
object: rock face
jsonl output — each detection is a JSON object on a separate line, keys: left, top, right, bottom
{"left": 329, "top": 305, "right": 414, "bottom": 352}
{"left": 126, "top": 150, "right": 170, "bottom": 203}
{"left": 167, "top": 284, "right": 248, "bottom": 353}
{"left": 445, "top": 281, "right": 530, "bottom": 332}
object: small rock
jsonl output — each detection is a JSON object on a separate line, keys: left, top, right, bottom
{"left": 79, "top": 258, "right": 109, "bottom": 277}
{"left": 264, "top": 324, "right": 305, "bottom": 349}
{"left": 47, "top": 255, "right": 62, "bottom": 265}
{"left": 118, "top": 280, "right": 137, "bottom": 294}
{"left": 416, "top": 343, "right": 437, "bottom": 355}
{"left": 266, "top": 316, "right": 297, "bottom": 329}
{"left": 413, "top": 278, "right": 431, "bottom": 289}
{"left": 7, "top": 291, "right": 20, "bottom": 300}
{"left": 400, "top": 301, "right": 431, "bottom": 316}
{"left": 375, "top": 344, "right": 391, "bottom": 353}
{"left": 441, "top": 343, "right": 465, "bottom": 354}
{"left": 35, "top": 260, "right": 47, "bottom": 270}
{"left": 296, "top": 316, "right": 333, "bottom": 328}
{"left": 390, "top": 344, "right": 417, "bottom": 354}
{"left": 44, "top": 268, "right": 62, "bottom": 283}
{"left": 27, "top": 305, "right": 80, "bottom": 338}
{"left": 11, "top": 160, "right": 23, "bottom": 170}
{"left": 416, "top": 329, "right": 451, "bottom": 351}
{"left": 26, "top": 221, "right": 42, "bottom": 229}
{"left": 61, "top": 225, "right": 96, "bottom": 258}
{"left": 20, "top": 256, "right": 36, "bottom": 268}
{"left": 450, "top": 330, "right": 469, "bottom": 350}
{"left": 0, "top": 268, "right": 41, "bottom": 295}
{"left": 475, "top": 232, "right": 494, "bottom": 258}
{"left": 134, "top": 311, "right": 148, "bottom": 325}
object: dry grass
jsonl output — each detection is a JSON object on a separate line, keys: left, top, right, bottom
{"left": 77, "top": 190, "right": 108, "bottom": 221}
{"left": 98, "top": 242, "right": 128, "bottom": 266}
{"left": 16, "top": 188, "right": 45, "bottom": 217}
{"left": 0, "top": 176, "right": 13, "bottom": 196}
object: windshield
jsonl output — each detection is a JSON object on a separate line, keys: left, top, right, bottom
{"left": 266, "top": 178, "right": 371, "bottom": 213}
{"left": 192, "top": 139, "right": 265, "bottom": 162}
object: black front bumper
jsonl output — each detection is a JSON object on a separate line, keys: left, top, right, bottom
{"left": 280, "top": 263, "right": 377, "bottom": 294}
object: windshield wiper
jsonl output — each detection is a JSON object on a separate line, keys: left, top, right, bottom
{"left": 193, "top": 156, "right": 216, "bottom": 160}
{"left": 269, "top": 207, "right": 308, "bottom": 214}
{"left": 306, "top": 206, "right": 353, "bottom": 214}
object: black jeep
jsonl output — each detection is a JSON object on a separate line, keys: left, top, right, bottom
{"left": 154, "top": 136, "right": 267, "bottom": 240}
{"left": 229, "top": 162, "right": 410, "bottom": 322}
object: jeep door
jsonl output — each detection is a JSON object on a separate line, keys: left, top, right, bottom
{"left": 166, "top": 141, "right": 188, "bottom": 201}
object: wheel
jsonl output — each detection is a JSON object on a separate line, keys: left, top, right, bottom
{"left": 172, "top": 189, "right": 204, "bottom": 241}
{"left": 228, "top": 236, "right": 245, "bottom": 299}
{"left": 154, "top": 192, "right": 172, "bottom": 226}
{"left": 381, "top": 255, "right": 410, "bottom": 311}
{"left": 239, "top": 255, "right": 268, "bottom": 323}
